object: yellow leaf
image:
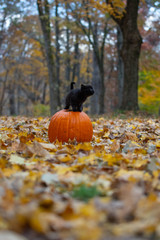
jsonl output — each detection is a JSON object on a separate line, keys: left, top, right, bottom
{"left": 76, "top": 142, "right": 92, "bottom": 151}
{"left": 103, "top": 132, "right": 110, "bottom": 138}
{"left": 134, "top": 159, "right": 148, "bottom": 168}
{"left": 39, "top": 142, "right": 57, "bottom": 151}
{"left": 3, "top": 166, "right": 21, "bottom": 177}
{"left": 115, "top": 169, "right": 144, "bottom": 181}
{"left": 156, "top": 141, "right": 160, "bottom": 148}
{"left": 54, "top": 165, "right": 75, "bottom": 175}
{"left": 78, "top": 154, "right": 96, "bottom": 164}
{"left": 95, "top": 137, "right": 101, "bottom": 143}
{"left": 57, "top": 154, "right": 72, "bottom": 162}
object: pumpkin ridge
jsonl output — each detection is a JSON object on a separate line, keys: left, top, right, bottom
{"left": 68, "top": 111, "right": 72, "bottom": 141}
{"left": 75, "top": 112, "right": 79, "bottom": 142}
{"left": 70, "top": 111, "right": 76, "bottom": 141}
{"left": 50, "top": 110, "right": 62, "bottom": 142}
{"left": 72, "top": 112, "right": 77, "bottom": 141}
{"left": 83, "top": 112, "right": 92, "bottom": 141}
{"left": 80, "top": 112, "right": 85, "bottom": 142}
{"left": 63, "top": 110, "right": 70, "bottom": 142}
{"left": 78, "top": 112, "right": 81, "bottom": 142}
{"left": 82, "top": 112, "right": 88, "bottom": 141}
{"left": 54, "top": 111, "right": 64, "bottom": 140}
{"left": 57, "top": 111, "right": 65, "bottom": 142}
{"left": 48, "top": 111, "right": 59, "bottom": 142}
{"left": 66, "top": 111, "right": 69, "bottom": 142}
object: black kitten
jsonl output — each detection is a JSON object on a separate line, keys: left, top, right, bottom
{"left": 64, "top": 82, "right": 94, "bottom": 112}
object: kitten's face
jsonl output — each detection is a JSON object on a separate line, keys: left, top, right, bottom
{"left": 81, "top": 84, "right": 94, "bottom": 96}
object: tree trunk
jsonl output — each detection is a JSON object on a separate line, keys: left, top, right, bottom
{"left": 55, "top": 0, "right": 61, "bottom": 108}
{"left": 120, "top": 0, "right": 142, "bottom": 110}
{"left": 98, "top": 65, "right": 105, "bottom": 114}
{"left": 17, "top": 84, "right": 21, "bottom": 115}
{"left": 41, "top": 82, "right": 47, "bottom": 104}
{"left": 117, "top": 26, "right": 124, "bottom": 108}
{"left": 0, "top": 81, "right": 6, "bottom": 115}
{"left": 106, "top": 0, "right": 142, "bottom": 111}
{"left": 37, "top": 0, "right": 57, "bottom": 115}
{"left": 72, "top": 33, "right": 80, "bottom": 83}
{"left": 0, "top": 69, "right": 9, "bottom": 115}
{"left": 121, "top": 35, "right": 141, "bottom": 110}
{"left": 8, "top": 84, "right": 16, "bottom": 115}
{"left": 65, "top": 3, "right": 71, "bottom": 83}
{"left": 92, "top": 22, "right": 105, "bottom": 114}
{"left": 65, "top": 27, "right": 71, "bottom": 83}
{"left": 90, "top": 51, "right": 100, "bottom": 115}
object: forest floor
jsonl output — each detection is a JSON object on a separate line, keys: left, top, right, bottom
{"left": 0, "top": 114, "right": 160, "bottom": 240}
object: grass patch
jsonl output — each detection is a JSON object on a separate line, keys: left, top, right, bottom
{"left": 72, "top": 185, "right": 101, "bottom": 202}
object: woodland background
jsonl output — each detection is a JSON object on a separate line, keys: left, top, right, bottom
{"left": 0, "top": 0, "right": 160, "bottom": 116}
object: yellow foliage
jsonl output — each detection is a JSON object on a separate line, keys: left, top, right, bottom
{"left": 90, "top": 0, "right": 126, "bottom": 18}
{"left": 139, "top": 70, "right": 160, "bottom": 113}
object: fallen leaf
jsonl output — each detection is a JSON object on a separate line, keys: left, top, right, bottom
{"left": 9, "top": 155, "right": 25, "bottom": 165}
{"left": 41, "top": 173, "right": 59, "bottom": 185}
{"left": 0, "top": 231, "right": 28, "bottom": 240}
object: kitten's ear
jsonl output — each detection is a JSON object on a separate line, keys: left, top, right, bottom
{"left": 81, "top": 84, "right": 85, "bottom": 89}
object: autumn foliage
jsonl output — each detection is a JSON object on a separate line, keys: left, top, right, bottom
{"left": 0, "top": 115, "right": 160, "bottom": 239}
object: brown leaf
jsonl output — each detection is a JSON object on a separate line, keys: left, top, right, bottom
{"left": 25, "top": 141, "right": 50, "bottom": 158}
{"left": 110, "top": 140, "right": 120, "bottom": 153}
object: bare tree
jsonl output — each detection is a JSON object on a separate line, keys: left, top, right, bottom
{"left": 37, "top": 0, "right": 58, "bottom": 114}
{"left": 70, "top": 1, "right": 110, "bottom": 114}
{"left": 55, "top": 0, "right": 61, "bottom": 108}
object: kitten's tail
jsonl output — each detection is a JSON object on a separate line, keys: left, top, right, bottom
{"left": 71, "top": 82, "right": 75, "bottom": 90}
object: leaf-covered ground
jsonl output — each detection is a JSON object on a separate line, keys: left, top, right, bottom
{"left": 0, "top": 115, "right": 160, "bottom": 240}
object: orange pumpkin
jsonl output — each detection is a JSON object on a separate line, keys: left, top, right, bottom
{"left": 48, "top": 109, "right": 93, "bottom": 143}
